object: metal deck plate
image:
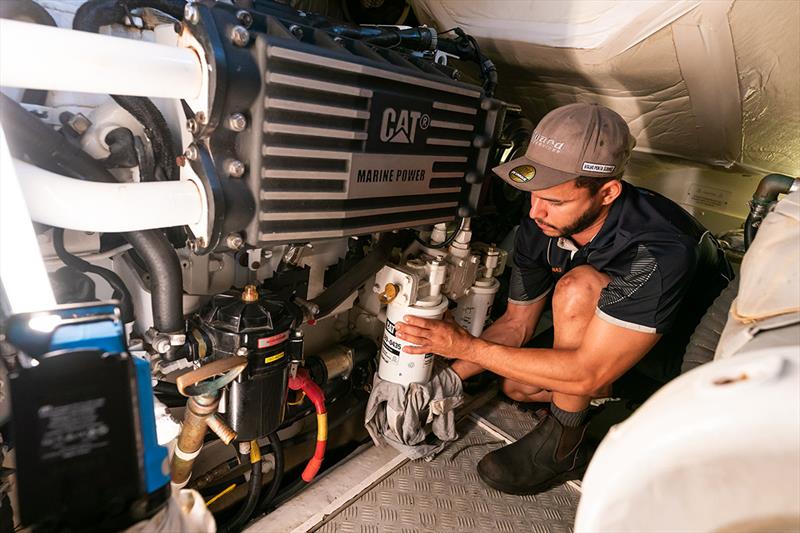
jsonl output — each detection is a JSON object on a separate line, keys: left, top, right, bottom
{"left": 474, "top": 398, "right": 543, "bottom": 440}
{"left": 319, "top": 417, "right": 580, "bottom": 533}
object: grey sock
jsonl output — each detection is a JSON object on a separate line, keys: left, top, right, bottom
{"left": 550, "top": 403, "right": 588, "bottom": 427}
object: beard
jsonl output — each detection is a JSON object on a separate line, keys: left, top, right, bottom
{"left": 535, "top": 201, "right": 605, "bottom": 238}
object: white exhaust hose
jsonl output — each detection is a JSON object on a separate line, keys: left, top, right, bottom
{"left": 13, "top": 159, "right": 204, "bottom": 232}
{"left": 0, "top": 19, "right": 203, "bottom": 100}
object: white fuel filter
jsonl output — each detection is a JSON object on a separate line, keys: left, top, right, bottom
{"left": 378, "top": 295, "right": 448, "bottom": 386}
{"left": 453, "top": 278, "right": 500, "bottom": 337}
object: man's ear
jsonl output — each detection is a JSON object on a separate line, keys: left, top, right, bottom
{"left": 599, "top": 179, "right": 623, "bottom": 206}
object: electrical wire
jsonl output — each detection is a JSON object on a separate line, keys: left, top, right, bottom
{"left": 52, "top": 228, "right": 135, "bottom": 322}
{"left": 206, "top": 483, "right": 237, "bottom": 507}
{"left": 414, "top": 216, "right": 464, "bottom": 249}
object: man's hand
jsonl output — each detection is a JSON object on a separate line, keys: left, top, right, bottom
{"left": 395, "top": 315, "right": 478, "bottom": 359}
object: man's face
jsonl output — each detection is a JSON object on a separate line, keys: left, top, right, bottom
{"left": 528, "top": 180, "right": 606, "bottom": 238}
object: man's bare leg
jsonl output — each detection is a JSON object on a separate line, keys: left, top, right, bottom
{"left": 502, "top": 265, "right": 611, "bottom": 407}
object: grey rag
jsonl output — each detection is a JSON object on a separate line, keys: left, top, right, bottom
{"left": 364, "top": 364, "right": 464, "bottom": 459}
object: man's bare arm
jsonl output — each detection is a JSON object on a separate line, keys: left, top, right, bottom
{"left": 451, "top": 298, "right": 547, "bottom": 380}
{"left": 397, "top": 311, "right": 660, "bottom": 396}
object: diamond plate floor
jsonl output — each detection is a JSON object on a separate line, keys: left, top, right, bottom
{"left": 319, "top": 414, "right": 581, "bottom": 533}
{"left": 474, "top": 399, "right": 543, "bottom": 440}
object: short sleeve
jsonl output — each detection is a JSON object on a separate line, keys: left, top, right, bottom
{"left": 508, "top": 218, "right": 555, "bottom": 305}
{"left": 596, "top": 242, "right": 697, "bottom": 334}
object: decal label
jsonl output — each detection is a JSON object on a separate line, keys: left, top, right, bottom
{"left": 581, "top": 162, "right": 616, "bottom": 174}
{"left": 264, "top": 352, "right": 285, "bottom": 364}
{"left": 257, "top": 331, "right": 289, "bottom": 349}
{"left": 349, "top": 154, "right": 437, "bottom": 199}
{"left": 509, "top": 165, "right": 536, "bottom": 183}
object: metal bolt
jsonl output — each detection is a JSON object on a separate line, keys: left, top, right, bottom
{"left": 186, "top": 118, "right": 198, "bottom": 134}
{"left": 226, "top": 233, "right": 244, "bottom": 250}
{"left": 262, "top": 250, "right": 273, "bottom": 259}
{"left": 184, "top": 3, "right": 200, "bottom": 25}
{"left": 236, "top": 347, "right": 249, "bottom": 356}
{"left": 333, "top": 36, "right": 344, "bottom": 45}
{"left": 195, "top": 111, "right": 207, "bottom": 125}
{"left": 227, "top": 112, "right": 247, "bottom": 132}
{"left": 189, "top": 237, "right": 206, "bottom": 252}
{"left": 184, "top": 144, "right": 199, "bottom": 161}
{"left": 289, "top": 24, "right": 304, "bottom": 39}
{"left": 236, "top": 9, "right": 253, "bottom": 28}
{"left": 226, "top": 159, "right": 246, "bottom": 178}
{"left": 68, "top": 113, "right": 91, "bottom": 135}
{"left": 231, "top": 25, "right": 250, "bottom": 47}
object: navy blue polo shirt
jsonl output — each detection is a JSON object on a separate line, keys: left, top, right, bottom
{"left": 510, "top": 181, "right": 702, "bottom": 336}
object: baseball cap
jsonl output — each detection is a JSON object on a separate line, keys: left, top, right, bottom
{"left": 493, "top": 103, "right": 636, "bottom": 192}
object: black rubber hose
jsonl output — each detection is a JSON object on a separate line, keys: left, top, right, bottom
{"left": 255, "top": 432, "right": 285, "bottom": 515}
{"left": 744, "top": 174, "right": 797, "bottom": 249}
{"left": 0, "top": 94, "right": 185, "bottom": 338}
{"left": 220, "top": 455, "right": 263, "bottom": 533}
{"left": 110, "top": 95, "right": 178, "bottom": 181}
{"left": 743, "top": 212, "right": 758, "bottom": 250}
{"left": 680, "top": 278, "right": 739, "bottom": 374}
{"left": 309, "top": 234, "right": 397, "bottom": 319}
{"left": 0, "top": 0, "right": 57, "bottom": 106}
{"left": 73, "top": 0, "right": 185, "bottom": 33}
{"left": 122, "top": 230, "right": 184, "bottom": 334}
{"left": 52, "top": 228, "right": 135, "bottom": 323}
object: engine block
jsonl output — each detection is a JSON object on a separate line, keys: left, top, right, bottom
{"left": 188, "top": 2, "right": 503, "bottom": 248}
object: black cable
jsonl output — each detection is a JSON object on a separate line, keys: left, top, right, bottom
{"left": 414, "top": 216, "right": 463, "bottom": 249}
{"left": 219, "top": 454, "right": 262, "bottom": 533}
{"left": 52, "top": 228, "right": 135, "bottom": 323}
{"left": 255, "top": 433, "right": 284, "bottom": 514}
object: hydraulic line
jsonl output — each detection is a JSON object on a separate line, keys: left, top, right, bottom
{"left": 255, "top": 432, "right": 285, "bottom": 514}
{"left": 289, "top": 368, "right": 327, "bottom": 483}
{"left": 219, "top": 441, "right": 262, "bottom": 533}
{"left": 52, "top": 228, "right": 135, "bottom": 323}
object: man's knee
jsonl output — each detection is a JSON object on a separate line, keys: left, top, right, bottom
{"left": 553, "top": 265, "right": 611, "bottom": 317}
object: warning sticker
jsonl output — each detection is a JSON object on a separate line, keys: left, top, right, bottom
{"left": 38, "top": 398, "right": 110, "bottom": 461}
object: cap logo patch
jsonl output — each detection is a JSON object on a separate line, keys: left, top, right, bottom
{"left": 509, "top": 165, "right": 536, "bottom": 183}
{"left": 532, "top": 132, "right": 565, "bottom": 153}
{"left": 581, "top": 162, "right": 616, "bottom": 174}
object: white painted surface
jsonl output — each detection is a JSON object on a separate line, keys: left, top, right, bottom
{"left": 0, "top": 19, "right": 203, "bottom": 99}
{"left": 14, "top": 159, "right": 204, "bottom": 232}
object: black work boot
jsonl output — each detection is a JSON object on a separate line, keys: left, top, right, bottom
{"left": 477, "top": 409, "right": 589, "bottom": 495}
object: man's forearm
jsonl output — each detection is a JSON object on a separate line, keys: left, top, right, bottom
{"left": 466, "top": 339, "right": 590, "bottom": 395}
{"left": 451, "top": 312, "right": 536, "bottom": 380}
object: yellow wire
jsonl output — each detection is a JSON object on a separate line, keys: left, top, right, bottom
{"left": 205, "top": 483, "right": 237, "bottom": 507}
{"left": 287, "top": 390, "right": 306, "bottom": 406}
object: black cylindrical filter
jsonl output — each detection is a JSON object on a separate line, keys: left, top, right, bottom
{"left": 196, "top": 285, "right": 299, "bottom": 441}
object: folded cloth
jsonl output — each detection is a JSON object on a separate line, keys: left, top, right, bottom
{"left": 364, "top": 363, "right": 464, "bottom": 459}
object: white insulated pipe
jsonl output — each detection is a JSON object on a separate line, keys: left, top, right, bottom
{"left": 14, "top": 160, "right": 204, "bottom": 232}
{"left": 0, "top": 128, "right": 57, "bottom": 313}
{"left": 0, "top": 19, "right": 204, "bottom": 99}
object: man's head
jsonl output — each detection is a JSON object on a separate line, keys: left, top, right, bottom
{"left": 492, "top": 103, "right": 635, "bottom": 237}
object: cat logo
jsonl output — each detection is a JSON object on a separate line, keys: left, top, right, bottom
{"left": 380, "top": 107, "right": 430, "bottom": 144}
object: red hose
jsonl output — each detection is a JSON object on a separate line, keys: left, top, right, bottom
{"left": 288, "top": 368, "right": 327, "bottom": 482}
